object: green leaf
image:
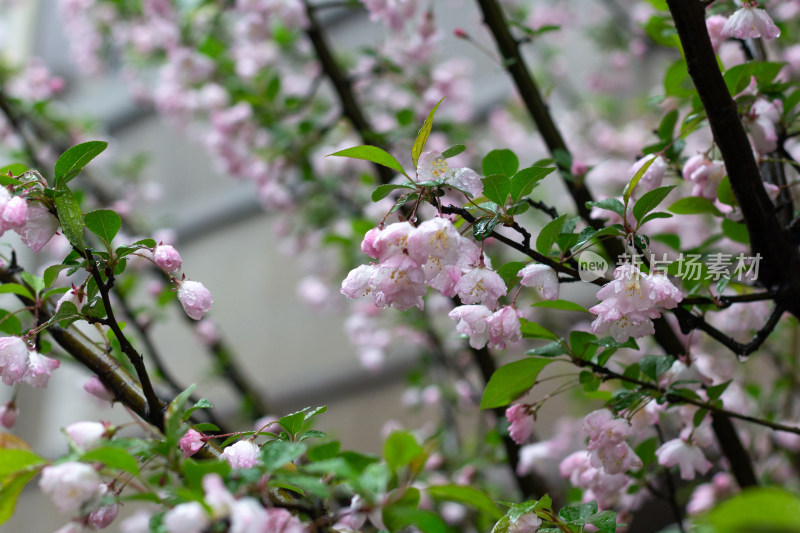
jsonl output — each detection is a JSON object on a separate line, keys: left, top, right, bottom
{"left": 722, "top": 218, "right": 749, "bottom": 244}
{"left": 526, "top": 341, "right": 568, "bottom": 357}
{"left": 442, "top": 144, "right": 465, "bottom": 158}
{"left": 473, "top": 215, "right": 500, "bottom": 241}
{"left": 0, "top": 471, "right": 37, "bottom": 525}
{"left": 328, "top": 146, "right": 408, "bottom": 177}
{"left": 82, "top": 447, "right": 140, "bottom": 476}
{"left": 658, "top": 109, "right": 679, "bottom": 142}
{"left": 531, "top": 299, "right": 590, "bottom": 313}
{"left": 569, "top": 331, "right": 598, "bottom": 360}
{"left": 633, "top": 185, "right": 676, "bottom": 223}
{"left": 0, "top": 448, "right": 46, "bottom": 480}
{"left": 19, "top": 273, "right": 45, "bottom": 297}
{"left": 260, "top": 441, "right": 306, "bottom": 472}
{"left": 588, "top": 510, "right": 620, "bottom": 533}
{"left": 640, "top": 211, "right": 673, "bottom": 224}
{"left": 717, "top": 175, "right": 735, "bottom": 206}
{"left": 54, "top": 188, "right": 84, "bottom": 250}
{"left": 183, "top": 459, "right": 230, "bottom": 491}
{"left": 510, "top": 166, "right": 555, "bottom": 202}
{"left": 384, "top": 430, "right": 424, "bottom": 472}
{"left": 482, "top": 149, "right": 519, "bottom": 177}
{"left": 372, "top": 183, "right": 415, "bottom": 202}
{"left": 586, "top": 198, "right": 625, "bottom": 219}
{"left": 639, "top": 355, "right": 674, "bottom": 381}
{"left": 0, "top": 284, "right": 33, "bottom": 299}
{"left": 623, "top": 156, "right": 657, "bottom": 203}
{"left": 384, "top": 504, "right": 448, "bottom": 533}
{"left": 668, "top": 196, "right": 722, "bottom": 216}
{"left": 412, "top": 97, "right": 445, "bottom": 168}
{"left": 664, "top": 58, "right": 694, "bottom": 97}
{"left": 519, "top": 318, "right": 558, "bottom": 340}
{"left": 0, "top": 163, "right": 28, "bottom": 177}
{"left": 165, "top": 384, "right": 196, "bottom": 443}
{"left": 279, "top": 409, "right": 309, "bottom": 437}
{"left": 560, "top": 500, "right": 598, "bottom": 523}
{"left": 536, "top": 214, "right": 567, "bottom": 256}
{"left": 698, "top": 487, "right": 800, "bottom": 532}
{"left": 0, "top": 310, "right": 21, "bottom": 336}
{"left": 707, "top": 379, "right": 732, "bottom": 401}
{"left": 481, "top": 175, "right": 511, "bottom": 206}
{"left": 427, "top": 484, "right": 503, "bottom": 519}
{"left": 84, "top": 210, "right": 122, "bottom": 244}
{"left": 43, "top": 265, "right": 71, "bottom": 289}
{"left": 496, "top": 261, "right": 526, "bottom": 291}
{"left": 49, "top": 301, "right": 79, "bottom": 327}
{"left": 480, "top": 358, "right": 553, "bottom": 409}
{"left": 54, "top": 141, "right": 108, "bottom": 186}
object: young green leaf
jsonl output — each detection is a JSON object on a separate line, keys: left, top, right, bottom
{"left": 84, "top": 210, "right": 122, "bottom": 244}
{"left": 535, "top": 214, "right": 567, "bottom": 256}
{"left": 717, "top": 175, "right": 736, "bottom": 206}
{"left": 622, "top": 156, "right": 657, "bottom": 204}
{"left": 411, "top": 97, "right": 445, "bottom": 168}
{"left": 441, "top": 144, "right": 465, "bottom": 158}
{"left": 585, "top": 198, "right": 625, "bottom": 219}
{"left": 482, "top": 149, "right": 519, "bottom": 177}
{"left": 54, "top": 188, "right": 84, "bottom": 250}
{"left": 668, "top": 196, "right": 722, "bottom": 216}
{"left": 632, "top": 185, "right": 676, "bottom": 223}
{"left": 54, "top": 141, "right": 108, "bottom": 186}
{"left": 481, "top": 175, "right": 511, "bottom": 206}
{"left": 510, "top": 166, "right": 555, "bottom": 202}
{"left": 531, "top": 299, "right": 591, "bottom": 313}
{"left": 480, "top": 358, "right": 554, "bottom": 409}
{"left": 519, "top": 318, "right": 559, "bottom": 340}
{"left": 328, "top": 146, "right": 408, "bottom": 178}
{"left": 384, "top": 430, "right": 424, "bottom": 472}
{"left": 427, "top": 485, "right": 503, "bottom": 519}
{"left": 372, "top": 183, "right": 415, "bottom": 202}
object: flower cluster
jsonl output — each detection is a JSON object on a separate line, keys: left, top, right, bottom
{"left": 589, "top": 264, "right": 683, "bottom": 342}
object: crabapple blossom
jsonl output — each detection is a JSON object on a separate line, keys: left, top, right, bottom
{"left": 65, "top": 421, "right": 108, "bottom": 450}
{"left": 220, "top": 440, "right": 261, "bottom": 469}
{"left": 15, "top": 203, "right": 59, "bottom": 251}
{"left": 56, "top": 285, "right": 87, "bottom": 313}
{"left": 163, "top": 502, "right": 210, "bottom": 533}
{"left": 177, "top": 280, "right": 213, "bottom": 320}
{"left": 706, "top": 14, "right": 729, "bottom": 52}
{"left": 590, "top": 264, "right": 683, "bottom": 342}
{"left": 454, "top": 266, "right": 506, "bottom": 309}
{"left": 180, "top": 429, "right": 206, "bottom": 458}
{"left": 0, "top": 336, "right": 30, "bottom": 386}
{"left": 416, "top": 151, "right": 483, "bottom": 197}
{"left": 722, "top": 1, "right": 780, "bottom": 41}
{"left": 518, "top": 263, "right": 559, "bottom": 300}
{"left": 748, "top": 98, "right": 783, "bottom": 154}
{"left": 656, "top": 436, "right": 713, "bottom": 480}
{"left": 686, "top": 472, "right": 736, "bottom": 515}
{"left": 153, "top": 244, "right": 182, "bottom": 272}
{"left": 448, "top": 304, "right": 492, "bottom": 349}
{"left": 506, "top": 403, "right": 534, "bottom": 445}
{"left": 119, "top": 509, "right": 154, "bottom": 533}
{"left": 582, "top": 409, "right": 642, "bottom": 475}
{"left": 83, "top": 376, "right": 115, "bottom": 403}
{"left": 22, "top": 350, "right": 60, "bottom": 388}
{"left": 508, "top": 512, "right": 542, "bottom": 533}
{"left": 371, "top": 254, "right": 427, "bottom": 310}
{"left": 39, "top": 462, "right": 102, "bottom": 513}
{"left": 682, "top": 154, "right": 726, "bottom": 200}
{"left": 486, "top": 306, "right": 522, "bottom": 349}
{"left": 0, "top": 401, "right": 17, "bottom": 428}
{"left": 88, "top": 500, "right": 119, "bottom": 529}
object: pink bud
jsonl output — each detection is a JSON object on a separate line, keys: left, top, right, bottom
{"left": 0, "top": 401, "right": 18, "bottom": 428}
{"left": 2, "top": 196, "right": 27, "bottom": 228}
{"left": 88, "top": 502, "right": 119, "bottom": 529}
{"left": 179, "top": 429, "right": 206, "bottom": 458}
{"left": 65, "top": 421, "right": 108, "bottom": 450}
{"left": 177, "top": 280, "right": 213, "bottom": 320}
{"left": 220, "top": 440, "right": 261, "bottom": 469}
{"left": 83, "top": 376, "right": 115, "bottom": 403}
{"left": 153, "top": 244, "right": 182, "bottom": 272}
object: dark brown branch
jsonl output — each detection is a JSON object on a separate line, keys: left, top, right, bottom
{"left": 86, "top": 250, "right": 163, "bottom": 427}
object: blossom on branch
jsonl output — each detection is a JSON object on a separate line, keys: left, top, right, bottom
{"left": 518, "top": 263, "right": 559, "bottom": 300}
{"left": 177, "top": 280, "right": 213, "bottom": 320}
{"left": 722, "top": 1, "right": 781, "bottom": 41}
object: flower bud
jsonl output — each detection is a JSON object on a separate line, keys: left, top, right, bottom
{"left": 177, "top": 280, "right": 213, "bottom": 320}
{"left": 154, "top": 244, "right": 182, "bottom": 272}
{"left": 0, "top": 401, "right": 18, "bottom": 428}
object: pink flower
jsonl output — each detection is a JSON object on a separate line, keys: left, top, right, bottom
{"left": 163, "top": 502, "right": 209, "bottom": 533}
{"left": 0, "top": 337, "right": 30, "bottom": 386}
{"left": 180, "top": 429, "right": 206, "bottom": 458}
{"left": 722, "top": 2, "right": 780, "bottom": 41}
{"left": 361, "top": 227, "right": 382, "bottom": 258}
{"left": 153, "top": 244, "right": 182, "bottom": 272}
{"left": 229, "top": 498, "right": 269, "bottom": 533}
{"left": 682, "top": 154, "right": 726, "bottom": 200}
{"left": 15, "top": 203, "right": 59, "bottom": 251}
{"left": 264, "top": 508, "right": 306, "bottom": 533}
{"left": 88, "top": 500, "right": 119, "bottom": 529}
{"left": 220, "top": 440, "right": 261, "bottom": 469}
{"left": 56, "top": 286, "right": 87, "bottom": 313}
{"left": 195, "top": 319, "right": 220, "bottom": 346}
{"left": 83, "top": 376, "right": 115, "bottom": 403}
{"left": 341, "top": 264, "right": 376, "bottom": 300}
{"left": 416, "top": 151, "right": 483, "bottom": 197}
{"left": 508, "top": 512, "right": 542, "bottom": 533}
{"left": 65, "top": 421, "right": 108, "bottom": 450}
{"left": 454, "top": 266, "right": 507, "bottom": 309}
{"left": 177, "top": 280, "right": 213, "bottom": 320}
{"left": 706, "top": 14, "right": 729, "bottom": 52}
{"left": 486, "top": 306, "right": 522, "bottom": 349}
{"left": 23, "top": 350, "right": 60, "bottom": 388}
{"left": 506, "top": 404, "right": 534, "bottom": 444}
{"left": 0, "top": 401, "right": 18, "bottom": 428}
{"left": 373, "top": 222, "right": 415, "bottom": 262}
{"left": 518, "top": 263, "right": 559, "bottom": 300}
{"left": 748, "top": 98, "right": 783, "bottom": 154}
{"left": 656, "top": 438, "right": 713, "bottom": 480}
{"left": 1, "top": 195, "right": 27, "bottom": 229}
{"left": 371, "top": 255, "right": 427, "bottom": 311}
{"left": 448, "top": 305, "right": 492, "bottom": 348}
{"left": 39, "top": 462, "right": 102, "bottom": 513}
{"left": 203, "top": 473, "right": 236, "bottom": 517}
{"left": 590, "top": 264, "right": 682, "bottom": 342}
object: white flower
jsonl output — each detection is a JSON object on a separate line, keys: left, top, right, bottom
{"left": 722, "top": 2, "right": 780, "bottom": 41}
{"left": 39, "top": 462, "right": 102, "bottom": 513}
{"left": 518, "top": 263, "right": 559, "bottom": 300}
